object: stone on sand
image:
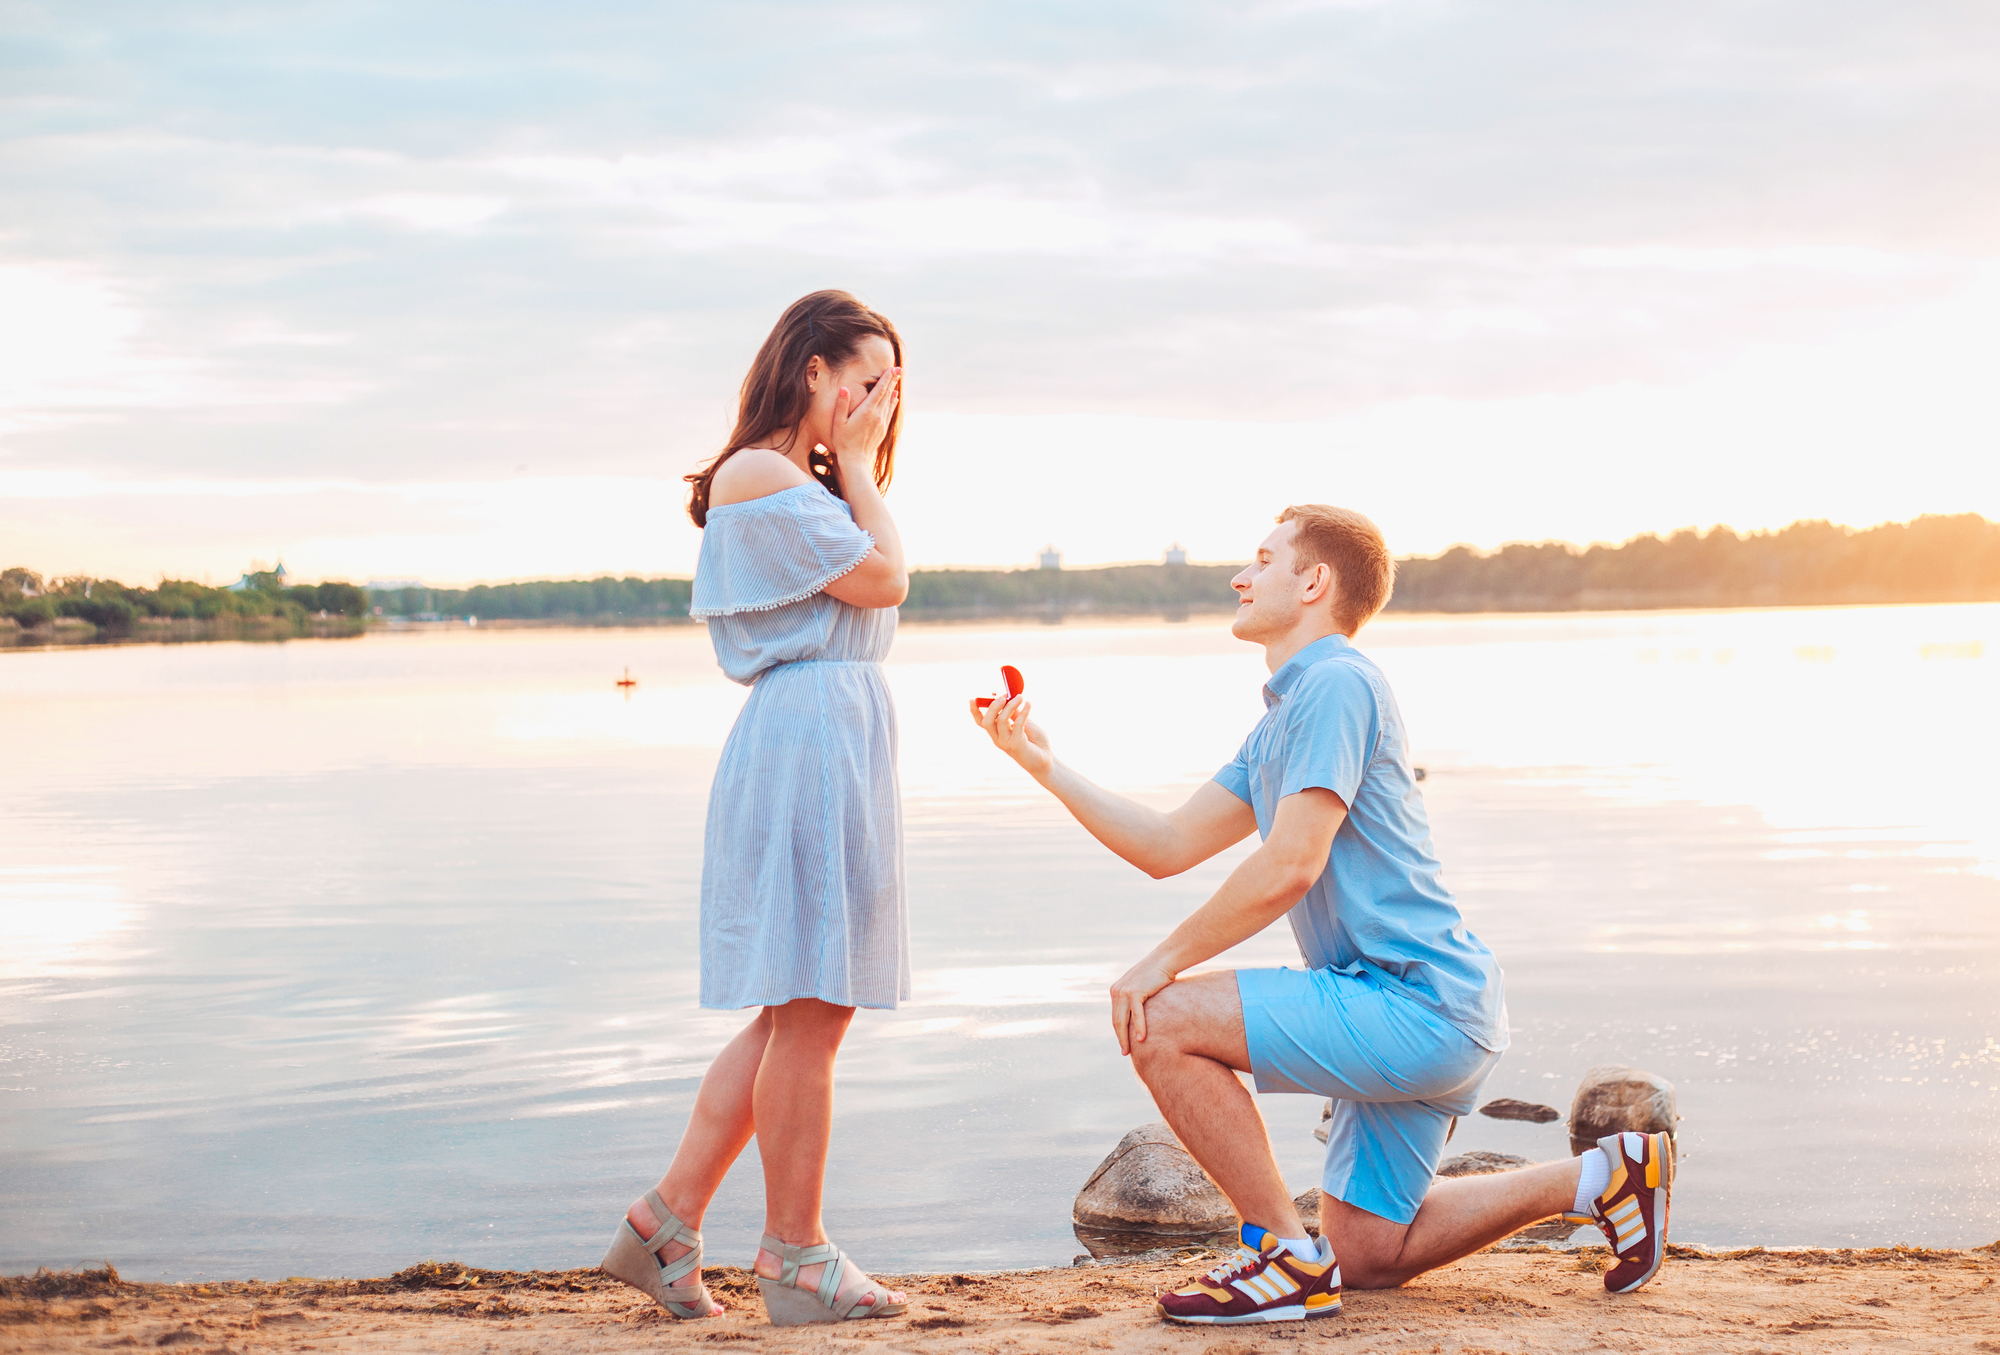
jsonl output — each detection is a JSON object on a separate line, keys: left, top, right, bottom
{"left": 1072, "top": 1122, "right": 1237, "bottom": 1246}
{"left": 1478, "top": 1097, "right": 1562, "bottom": 1123}
{"left": 1568, "top": 1064, "right": 1680, "bottom": 1156}
{"left": 1436, "top": 1150, "right": 1535, "bottom": 1178}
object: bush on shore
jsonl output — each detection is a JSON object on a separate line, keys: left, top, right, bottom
{"left": 0, "top": 568, "right": 368, "bottom": 634}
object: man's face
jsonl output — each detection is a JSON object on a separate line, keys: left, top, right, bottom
{"left": 1230, "top": 521, "right": 1315, "bottom": 644}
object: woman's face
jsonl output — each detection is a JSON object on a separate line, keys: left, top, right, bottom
{"left": 803, "top": 334, "right": 899, "bottom": 448}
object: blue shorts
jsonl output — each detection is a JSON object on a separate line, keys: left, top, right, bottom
{"left": 1238, "top": 965, "right": 1501, "bottom": 1225}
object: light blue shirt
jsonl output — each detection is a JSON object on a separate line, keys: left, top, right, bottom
{"left": 1215, "top": 633, "right": 1509, "bottom": 1051}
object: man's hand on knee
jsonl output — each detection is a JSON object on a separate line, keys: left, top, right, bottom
{"left": 1109, "top": 956, "right": 1178, "bottom": 1055}
{"left": 1115, "top": 971, "right": 1253, "bottom": 1072}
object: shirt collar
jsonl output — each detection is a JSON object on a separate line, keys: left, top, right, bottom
{"left": 1262, "top": 632, "right": 1353, "bottom": 708}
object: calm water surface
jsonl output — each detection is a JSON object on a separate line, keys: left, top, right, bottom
{"left": 3, "top": 605, "right": 1997, "bottom": 1280}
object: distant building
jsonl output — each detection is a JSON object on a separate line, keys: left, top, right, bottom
{"left": 1038, "top": 545, "right": 1062, "bottom": 570}
{"left": 1163, "top": 543, "right": 1188, "bottom": 565}
{"left": 226, "top": 562, "right": 288, "bottom": 592}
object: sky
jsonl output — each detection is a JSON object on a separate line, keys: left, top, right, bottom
{"left": 3, "top": 0, "right": 1998, "bottom": 584}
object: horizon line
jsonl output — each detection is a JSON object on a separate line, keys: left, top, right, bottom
{"left": 107, "top": 509, "right": 1988, "bottom": 591}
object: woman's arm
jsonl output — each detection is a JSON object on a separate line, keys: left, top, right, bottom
{"left": 822, "top": 370, "right": 907, "bottom": 609}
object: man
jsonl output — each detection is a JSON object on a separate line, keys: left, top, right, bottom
{"left": 972, "top": 505, "right": 1672, "bottom": 1326}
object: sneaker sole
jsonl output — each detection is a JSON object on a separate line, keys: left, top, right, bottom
{"left": 1155, "top": 1299, "right": 1342, "bottom": 1325}
{"left": 1607, "top": 1132, "right": 1675, "bottom": 1295}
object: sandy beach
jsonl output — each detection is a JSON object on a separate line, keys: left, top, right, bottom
{"left": 9, "top": 1242, "right": 1998, "bottom": 1355}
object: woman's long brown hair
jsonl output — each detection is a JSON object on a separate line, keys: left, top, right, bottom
{"left": 686, "top": 290, "right": 904, "bottom": 527}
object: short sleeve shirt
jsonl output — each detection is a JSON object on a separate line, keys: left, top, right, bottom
{"left": 1216, "top": 633, "right": 1509, "bottom": 1051}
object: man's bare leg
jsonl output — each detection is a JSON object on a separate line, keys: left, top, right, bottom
{"left": 1321, "top": 1160, "right": 1584, "bottom": 1289}
{"left": 1135, "top": 972, "right": 1590, "bottom": 1288}
{"left": 1128, "top": 973, "right": 1308, "bottom": 1242}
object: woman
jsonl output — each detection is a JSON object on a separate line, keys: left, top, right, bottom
{"left": 601, "top": 291, "right": 910, "bottom": 1326}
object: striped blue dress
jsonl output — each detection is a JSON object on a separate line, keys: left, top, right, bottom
{"left": 688, "top": 482, "right": 909, "bottom": 1011}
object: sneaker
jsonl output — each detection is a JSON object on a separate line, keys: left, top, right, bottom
{"left": 1584, "top": 1130, "right": 1675, "bottom": 1294}
{"left": 1155, "top": 1225, "right": 1342, "bottom": 1325}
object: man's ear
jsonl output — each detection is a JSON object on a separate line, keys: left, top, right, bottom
{"left": 1305, "top": 562, "right": 1334, "bottom": 604}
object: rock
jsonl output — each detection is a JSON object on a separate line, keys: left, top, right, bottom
{"left": 1567, "top": 1064, "right": 1679, "bottom": 1156}
{"left": 1435, "top": 1150, "right": 1534, "bottom": 1178}
{"left": 1071, "top": 1122, "right": 1239, "bottom": 1258}
{"left": 1478, "top": 1097, "right": 1561, "bottom": 1123}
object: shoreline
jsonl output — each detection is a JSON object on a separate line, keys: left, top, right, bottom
{"left": 0, "top": 614, "right": 367, "bottom": 650}
{"left": 9, "top": 1242, "right": 1998, "bottom": 1353}
{"left": 6, "top": 595, "right": 1994, "bottom": 654}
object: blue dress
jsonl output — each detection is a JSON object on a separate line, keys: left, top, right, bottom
{"left": 688, "top": 482, "right": 909, "bottom": 1010}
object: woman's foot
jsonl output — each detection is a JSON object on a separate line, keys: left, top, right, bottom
{"left": 754, "top": 1239, "right": 905, "bottom": 1313}
{"left": 628, "top": 1197, "right": 725, "bottom": 1317}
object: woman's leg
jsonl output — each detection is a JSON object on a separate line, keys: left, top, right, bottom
{"left": 750, "top": 998, "right": 905, "bottom": 1309}
{"left": 624, "top": 1008, "right": 773, "bottom": 1314}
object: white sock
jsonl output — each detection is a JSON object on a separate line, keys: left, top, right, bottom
{"left": 1277, "top": 1235, "right": 1320, "bottom": 1261}
{"left": 1572, "top": 1146, "right": 1612, "bottom": 1214}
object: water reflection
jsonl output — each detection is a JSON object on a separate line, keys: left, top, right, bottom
{"left": 0, "top": 605, "right": 1995, "bottom": 1281}
{"left": 0, "top": 867, "right": 127, "bottom": 979}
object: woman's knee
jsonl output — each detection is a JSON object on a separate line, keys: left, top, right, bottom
{"left": 766, "top": 997, "right": 855, "bottom": 1044}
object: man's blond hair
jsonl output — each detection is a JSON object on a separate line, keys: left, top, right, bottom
{"left": 1277, "top": 504, "right": 1395, "bottom": 634}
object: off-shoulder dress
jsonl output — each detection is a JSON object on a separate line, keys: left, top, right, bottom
{"left": 688, "top": 481, "right": 909, "bottom": 1011}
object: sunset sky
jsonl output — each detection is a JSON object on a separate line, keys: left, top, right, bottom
{"left": 4, "top": 1, "right": 1998, "bottom": 584}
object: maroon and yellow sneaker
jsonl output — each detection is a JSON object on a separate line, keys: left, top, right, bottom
{"left": 1155, "top": 1225, "right": 1342, "bottom": 1325}
{"left": 1584, "top": 1131, "right": 1675, "bottom": 1294}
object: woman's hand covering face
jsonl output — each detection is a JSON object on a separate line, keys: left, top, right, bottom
{"left": 827, "top": 364, "right": 901, "bottom": 468}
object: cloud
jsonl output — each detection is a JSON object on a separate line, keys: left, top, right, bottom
{"left": 347, "top": 193, "right": 510, "bottom": 232}
{"left": 3, "top": 0, "right": 1999, "bottom": 575}
{"left": 492, "top": 139, "right": 1308, "bottom": 264}
{"left": 0, "top": 265, "right": 185, "bottom": 410}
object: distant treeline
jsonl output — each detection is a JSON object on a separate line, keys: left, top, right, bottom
{"left": 371, "top": 576, "right": 693, "bottom": 621}
{"left": 14, "top": 514, "right": 1997, "bottom": 640}
{"left": 365, "top": 565, "right": 1226, "bottom": 621}
{"left": 903, "top": 563, "right": 1238, "bottom": 618}
{"left": 2, "top": 567, "right": 366, "bottom": 637}
{"left": 887, "top": 513, "right": 2000, "bottom": 618}
{"left": 1389, "top": 513, "right": 2000, "bottom": 613}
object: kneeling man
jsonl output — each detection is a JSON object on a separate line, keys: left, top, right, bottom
{"left": 973, "top": 505, "right": 1672, "bottom": 1325}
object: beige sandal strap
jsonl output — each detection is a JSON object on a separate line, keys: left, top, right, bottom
{"left": 757, "top": 1235, "right": 881, "bottom": 1318}
{"left": 637, "top": 1191, "right": 700, "bottom": 1253}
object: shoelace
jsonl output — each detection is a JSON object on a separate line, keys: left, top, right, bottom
{"left": 1202, "top": 1246, "right": 1265, "bottom": 1284}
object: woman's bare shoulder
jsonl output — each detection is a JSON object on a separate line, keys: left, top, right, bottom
{"left": 708, "top": 448, "right": 815, "bottom": 508}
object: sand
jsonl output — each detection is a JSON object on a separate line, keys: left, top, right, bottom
{"left": 7, "top": 1243, "right": 1999, "bottom": 1355}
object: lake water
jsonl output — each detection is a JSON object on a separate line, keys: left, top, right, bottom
{"left": 3, "top": 604, "right": 1997, "bottom": 1282}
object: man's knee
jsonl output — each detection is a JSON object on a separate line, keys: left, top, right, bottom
{"left": 1132, "top": 974, "right": 1248, "bottom": 1074}
{"left": 1320, "top": 1199, "right": 1419, "bottom": 1289}
{"left": 1129, "top": 1009, "right": 1190, "bottom": 1076}
{"left": 1334, "top": 1251, "right": 1420, "bottom": 1290}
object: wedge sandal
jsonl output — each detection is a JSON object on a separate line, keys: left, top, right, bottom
{"left": 755, "top": 1234, "right": 906, "bottom": 1326}
{"left": 599, "top": 1190, "right": 718, "bottom": 1318}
